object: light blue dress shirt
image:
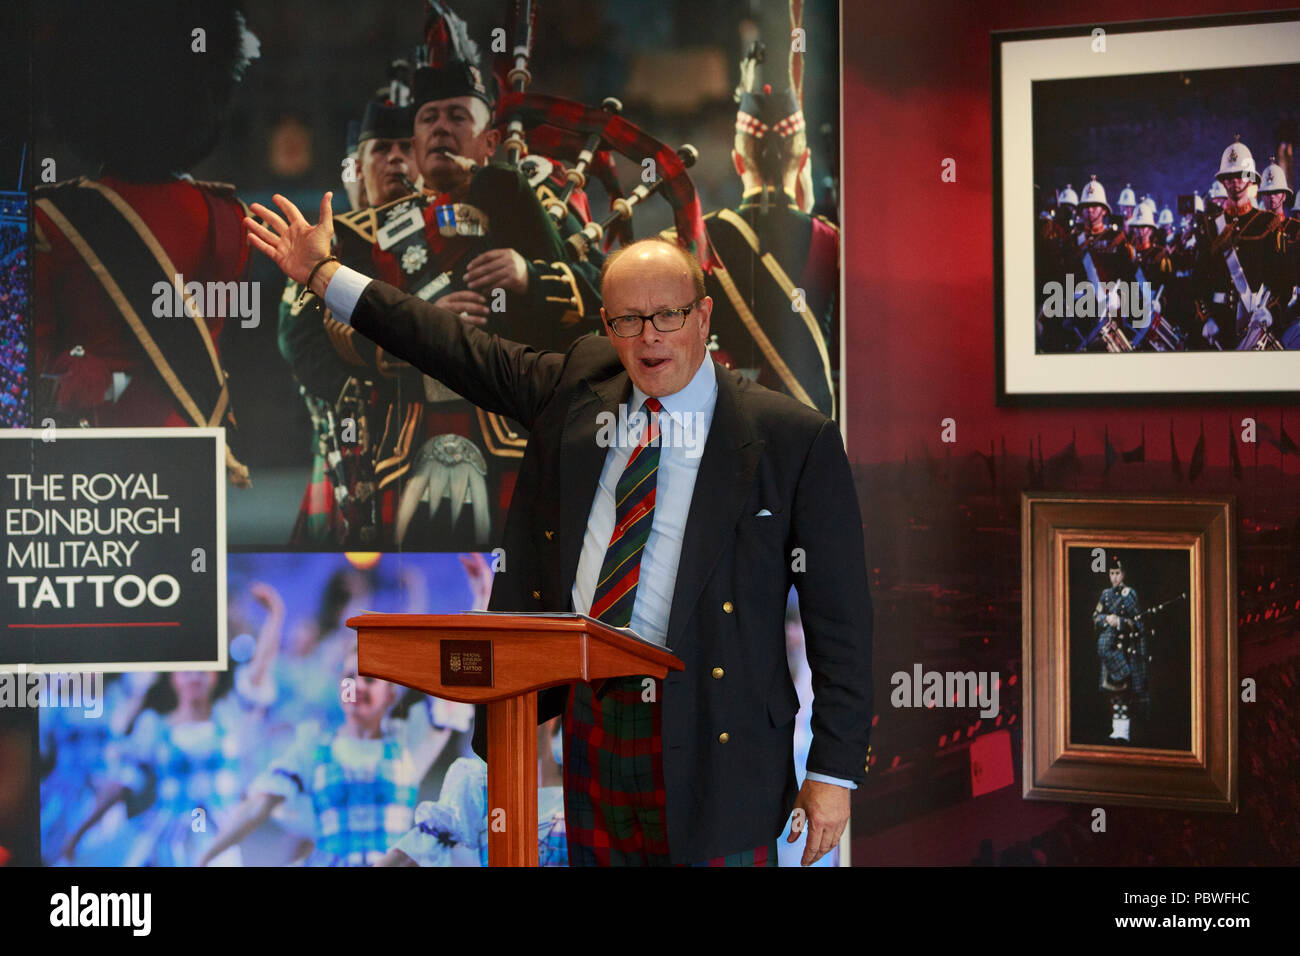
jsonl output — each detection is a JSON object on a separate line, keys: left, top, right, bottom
{"left": 321, "top": 267, "right": 853, "bottom": 790}
{"left": 569, "top": 352, "right": 717, "bottom": 647}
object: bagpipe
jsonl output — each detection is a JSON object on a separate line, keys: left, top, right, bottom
{"left": 1115, "top": 591, "right": 1187, "bottom": 655}
{"left": 488, "top": 0, "right": 713, "bottom": 268}
{"left": 1133, "top": 591, "right": 1188, "bottom": 622}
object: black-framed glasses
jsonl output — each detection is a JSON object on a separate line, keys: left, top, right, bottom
{"left": 605, "top": 298, "right": 701, "bottom": 338}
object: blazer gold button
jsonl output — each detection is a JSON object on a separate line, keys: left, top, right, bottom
{"left": 531, "top": 589, "right": 541, "bottom": 600}
{"left": 718, "top": 732, "right": 730, "bottom": 744}
{"left": 722, "top": 601, "right": 734, "bottom": 614}
{"left": 711, "top": 667, "right": 724, "bottom": 679}
{"left": 544, "top": 530, "right": 555, "bottom": 540}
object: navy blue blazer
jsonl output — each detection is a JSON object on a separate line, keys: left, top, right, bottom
{"left": 350, "top": 278, "right": 873, "bottom": 862}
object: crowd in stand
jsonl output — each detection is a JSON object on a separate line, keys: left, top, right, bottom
{"left": 0, "top": 231, "right": 27, "bottom": 428}
{"left": 975, "top": 656, "right": 1299, "bottom": 865}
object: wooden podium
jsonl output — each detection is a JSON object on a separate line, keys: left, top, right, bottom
{"left": 348, "top": 612, "right": 684, "bottom": 866}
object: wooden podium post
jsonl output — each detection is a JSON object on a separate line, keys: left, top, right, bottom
{"left": 348, "top": 612, "right": 683, "bottom": 866}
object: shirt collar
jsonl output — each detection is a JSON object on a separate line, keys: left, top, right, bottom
{"left": 629, "top": 351, "right": 717, "bottom": 418}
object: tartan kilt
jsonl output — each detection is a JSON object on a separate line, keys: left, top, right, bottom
{"left": 1097, "top": 632, "right": 1150, "bottom": 711}
{"left": 290, "top": 454, "right": 402, "bottom": 548}
{"left": 562, "top": 677, "right": 776, "bottom": 867}
{"left": 1097, "top": 631, "right": 1131, "bottom": 686}
{"left": 290, "top": 454, "right": 344, "bottom": 546}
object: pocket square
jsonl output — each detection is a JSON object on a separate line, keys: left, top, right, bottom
{"left": 755, "top": 508, "right": 773, "bottom": 517}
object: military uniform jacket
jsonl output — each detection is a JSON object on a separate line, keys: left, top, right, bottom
{"left": 1093, "top": 584, "right": 1145, "bottom": 692}
{"left": 277, "top": 165, "right": 604, "bottom": 546}
{"left": 1093, "top": 585, "right": 1140, "bottom": 637}
{"left": 347, "top": 278, "right": 874, "bottom": 864}
{"left": 35, "top": 175, "right": 249, "bottom": 428}
{"left": 280, "top": 164, "right": 601, "bottom": 409}
{"left": 1133, "top": 242, "right": 1173, "bottom": 283}
{"left": 1062, "top": 224, "right": 1136, "bottom": 285}
{"left": 694, "top": 190, "right": 839, "bottom": 419}
{"left": 1191, "top": 206, "right": 1291, "bottom": 346}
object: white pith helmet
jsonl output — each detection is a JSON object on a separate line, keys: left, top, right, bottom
{"left": 1216, "top": 137, "right": 1259, "bottom": 184}
{"left": 1078, "top": 175, "right": 1109, "bottom": 212}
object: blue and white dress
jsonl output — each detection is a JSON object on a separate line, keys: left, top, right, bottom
{"left": 40, "top": 676, "right": 141, "bottom": 865}
{"left": 102, "top": 667, "right": 271, "bottom": 867}
{"left": 250, "top": 702, "right": 441, "bottom": 866}
{"left": 395, "top": 756, "right": 569, "bottom": 867}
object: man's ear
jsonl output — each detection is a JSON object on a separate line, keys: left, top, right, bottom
{"left": 485, "top": 126, "right": 503, "bottom": 155}
{"left": 697, "top": 295, "right": 712, "bottom": 338}
{"left": 731, "top": 148, "right": 746, "bottom": 179}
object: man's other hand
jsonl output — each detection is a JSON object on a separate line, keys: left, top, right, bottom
{"left": 464, "top": 248, "right": 528, "bottom": 296}
{"left": 434, "top": 290, "right": 490, "bottom": 326}
{"left": 246, "top": 192, "right": 335, "bottom": 286}
{"left": 789, "top": 777, "right": 850, "bottom": 866}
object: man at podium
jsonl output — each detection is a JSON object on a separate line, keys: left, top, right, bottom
{"left": 246, "top": 194, "right": 873, "bottom": 867}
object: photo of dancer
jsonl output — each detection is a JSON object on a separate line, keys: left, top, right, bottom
{"left": 39, "top": 552, "right": 489, "bottom": 866}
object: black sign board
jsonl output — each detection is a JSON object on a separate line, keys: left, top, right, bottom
{"left": 1, "top": 429, "right": 226, "bottom": 671}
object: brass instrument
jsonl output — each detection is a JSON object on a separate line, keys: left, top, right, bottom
{"left": 1131, "top": 285, "right": 1185, "bottom": 351}
{"left": 1237, "top": 285, "right": 1285, "bottom": 350}
{"left": 1239, "top": 321, "right": 1285, "bottom": 350}
{"left": 1134, "top": 314, "right": 1185, "bottom": 351}
{"left": 1098, "top": 319, "right": 1134, "bottom": 352}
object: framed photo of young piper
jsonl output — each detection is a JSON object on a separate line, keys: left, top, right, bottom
{"left": 1021, "top": 492, "right": 1237, "bottom": 812}
{"left": 992, "top": 10, "right": 1300, "bottom": 405}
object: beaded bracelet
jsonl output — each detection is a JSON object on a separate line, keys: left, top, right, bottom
{"left": 304, "top": 255, "right": 341, "bottom": 297}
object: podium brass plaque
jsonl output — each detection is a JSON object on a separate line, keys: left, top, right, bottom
{"left": 440, "top": 639, "right": 493, "bottom": 687}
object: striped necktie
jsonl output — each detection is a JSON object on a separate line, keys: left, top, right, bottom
{"left": 588, "top": 397, "right": 664, "bottom": 627}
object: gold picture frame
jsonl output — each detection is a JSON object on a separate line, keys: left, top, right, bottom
{"left": 1021, "top": 492, "right": 1236, "bottom": 812}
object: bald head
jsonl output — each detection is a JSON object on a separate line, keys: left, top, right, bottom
{"left": 601, "top": 238, "right": 706, "bottom": 303}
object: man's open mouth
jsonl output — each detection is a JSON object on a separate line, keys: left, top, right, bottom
{"left": 641, "top": 357, "right": 668, "bottom": 369}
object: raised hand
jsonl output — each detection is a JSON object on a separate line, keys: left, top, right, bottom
{"left": 245, "top": 192, "right": 335, "bottom": 286}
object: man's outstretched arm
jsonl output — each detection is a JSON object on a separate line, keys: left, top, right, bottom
{"left": 246, "top": 192, "right": 568, "bottom": 429}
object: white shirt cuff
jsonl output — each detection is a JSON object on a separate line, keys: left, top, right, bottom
{"left": 805, "top": 771, "right": 857, "bottom": 790}
{"left": 321, "top": 264, "right": 372, "bottom": 325}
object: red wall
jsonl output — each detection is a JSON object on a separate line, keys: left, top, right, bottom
{"left": 841, "top": 0, "right": 1299, "bottom": 866}
{"left": 842, "top": 0, "right": 1299, "bottom": 465}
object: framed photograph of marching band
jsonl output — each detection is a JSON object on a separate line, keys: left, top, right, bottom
{"left": 1021, "top": 493, "right": 1237, "bottom": 812}
{"left": 993, "top": 11, "right": 1300, "bottom": 405}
